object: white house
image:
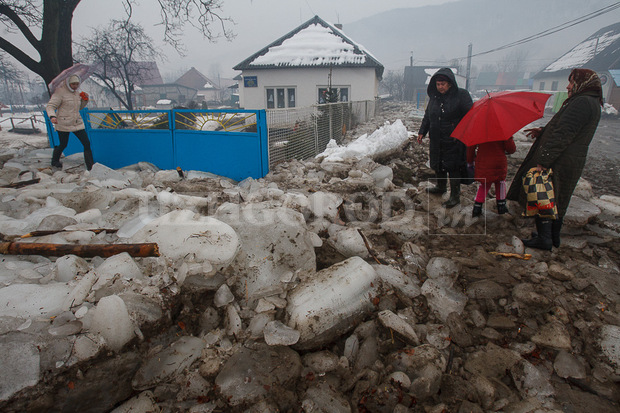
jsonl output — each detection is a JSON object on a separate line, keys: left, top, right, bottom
{"left": 533, "top": 22, "right": 620, "bottom": 109}
{"left": 233, "top": 15, "right": 384, "bottom": 110}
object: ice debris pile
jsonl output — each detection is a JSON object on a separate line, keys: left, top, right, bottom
{"left": 0, "top": 116, "right": 619, "bottom": 412}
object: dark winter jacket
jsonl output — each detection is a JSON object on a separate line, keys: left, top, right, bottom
{"left": 418, "top": 68, "right": 473, "bottom": 172}
{"left": 467, "top": 137, "right": 516, "bottom": 183}
{"left": 506, "top": 90, "right": 601, "bottom": 218}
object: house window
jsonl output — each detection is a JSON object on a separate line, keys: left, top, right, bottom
{"left": 287, "top": 88, "right": 296, "bottom": 108}
{"left": 266, "top": 87, "right": 296, "bottom": 108}
{"left": 318, "top": 87, "right": 349, "bottom": 103}
{"left": 266, "top": 89, "right": 275, "bottom": 109}
{"left": 277, "top": 88, "right": 285, "bottom": 108}
{"left": 539, "top": 82, "right": 545, "bottom": 91}
{"left": 551, "top": 81, "right": 558, "bottom": 91}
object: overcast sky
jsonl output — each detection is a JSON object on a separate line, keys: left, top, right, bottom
{"left": 73, "top": 0, "right": 460, "bottom": 80}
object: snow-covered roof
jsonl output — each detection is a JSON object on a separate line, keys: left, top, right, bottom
{"left": 233, "top": 15, "right": 384, "bottom": 78}
{"left": 538, "top": 22, "right": 620, "bottom": 75}
{"left": 157, "top": 99, "right": 172, "bottom": 105}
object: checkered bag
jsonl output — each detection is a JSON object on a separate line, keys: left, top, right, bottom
{"left": 522, "top": 167, "right": 558, "bottom": 219}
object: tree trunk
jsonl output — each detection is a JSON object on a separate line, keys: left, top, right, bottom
{"left": 39, "top": 0, "right": 81, "bottom": 92}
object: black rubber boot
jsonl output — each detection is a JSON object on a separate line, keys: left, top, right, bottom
{"left": 522, "top": 217, "right": 553, "bottom": 251}
{"left": 472, "top": 202, "right": 483, "bottom": 217}
{"left": 428, "top": 171, "right": 447, "bottom": 194}
{"left": 551, "top": 217, "right": 563, "bottom": 248}
{"left": 443, "top": 180, "right": 461, "bottom": 208}
{"left": 51, "top": 146, "right": 63, "bottom": 168}
{"left": 496, "top": 199, "right": 508, "bottom": 214}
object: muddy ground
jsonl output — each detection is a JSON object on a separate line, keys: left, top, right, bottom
{"left": 1, "top": 102, "right": 619, "bottom": 412}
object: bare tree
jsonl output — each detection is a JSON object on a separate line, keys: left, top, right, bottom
{"left": 0, "top": 0, "right": 233, "bottom": 94}
{"left": 496, "top": 48, "right": 530, "bottom": 72}
{"left": 381, "top": 70, "right": 405, "bottom": 101}
{"left": 76, "top": 19, "right": 163, "bottom": 110}
{"left": 0, "top": 52, "right": 25, "bottom": 104}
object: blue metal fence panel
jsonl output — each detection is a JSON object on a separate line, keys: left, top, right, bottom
{"left": 85, "top": 109, "right": 175, "bottom": 170}
{"left": 44, "top": 108, "right": 269, "bottom": 180}
{"left": 173, "top": 109, "right": 268, "bottom": 180}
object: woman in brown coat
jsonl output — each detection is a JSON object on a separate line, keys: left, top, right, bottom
{"left": 506, "top": 68, "right": 603, "bottom": 250}
{"left": 46, "top": 74, "right": 94, "bottom": 170}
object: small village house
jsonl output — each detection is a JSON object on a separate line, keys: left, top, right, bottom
{"left": 174, "top": 67, "right": 221, "bottom": 105}
{"left": 532, "top": 22, "right": 620, "bottom": 109}
{"left": 233, "top": 15, "right": 384, "bottom": 110}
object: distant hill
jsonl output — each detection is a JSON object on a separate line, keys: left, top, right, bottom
{"left": 342, "top": 0, "right": 620, "bottom": 74}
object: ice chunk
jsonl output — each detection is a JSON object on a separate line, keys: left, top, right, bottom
{"left": 214, "top": 284, "right": 235, "bottom": 307}
{"left": 54, "top": 255, "right": 90, "bottom": 283}
{"left": 130, "top": 209, "right": 239, "bottom": 267}
{"left": 116, "top": 213, "right": 157, "bottom": 238}
{"left": 132, "top": 336, "right": 206, "bottom": 390}
{"left": 553, "top": 350, "right": 586, "bottom": 379}
{"left": 91, "top": 295, "right": 135, "bottom": 351}
{"left": 377, "top": 309, "right": 419, "bottom": 345}
{"left": 264, "top": 320, "right": 300, "bottom": 346}
{"left": 110, "top": 391, "right": 159, "bottom": 413}
{"left": 215, "top": 344, "right": 301, "bottom": 406}
{"left": 425, "top": 257, "right": 459, "bottom": 287}
{"left": 226, "top": 304, "right": 242, "bottom": 337}
{"left": 307, "top": 191, "right": 342, "bottom": 220}
{"left": 302, "top": 381, "right": 351, "bottom": 413}
{"left": 421, "top": 279, "right": 467, "bottom": 321}
{"left": 510, "top": 359, "right": 554, "bottom": 397}
{"left": 287, "top": 256, "right": 379, "bottom": 350}
{"left": 373, "top": 264, "right": 421, "bottom": 299}
{"left": 74, "top": 208, "right": 102, "bottom": 224}
{"left": 62, "top": 270, "right": 97, "bottom": 311}
{"left": 600, "top": 324, "right": 620, "bottom": 375}
{"left": 329, "top": 227, "right": 369, "bottom": 258}
{"left": 215, "top": 203, "right": 316, "bottom": 299}
{"left": 344, "top": 334, "right": 360, "bottom": 363}
{"left": 0, "top": 340, "right": 40, "bottom": 401}
{"left": 92, "top": 252, "right": 143, "bottom": 290}
{"left": 0, "top": 283, "right": 71, "bottom": 318}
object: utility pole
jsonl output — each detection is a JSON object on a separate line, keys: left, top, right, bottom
{"left": 410, "top": 51, "right": 413, "bottom": 66}
{"left": 465, "top": 43, "right": 473, "bottom": 92}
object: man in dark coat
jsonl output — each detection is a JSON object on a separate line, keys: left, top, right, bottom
{"left": 507, "top": 68, "right": 603, "bottom": 250}
{"left": 417, "top": 68, "right": 473, "bottom": 208}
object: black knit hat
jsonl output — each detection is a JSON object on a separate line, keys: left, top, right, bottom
{"left": 435, "top": 74, "right": 450, "bottom": 82}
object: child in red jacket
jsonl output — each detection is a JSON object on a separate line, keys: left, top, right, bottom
{"left": 467, "top": 137, "right": 517, "bottom": 217}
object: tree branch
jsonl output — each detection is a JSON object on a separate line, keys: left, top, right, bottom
{"left": 0, "top": 4, "right": 41, "bottom": 51}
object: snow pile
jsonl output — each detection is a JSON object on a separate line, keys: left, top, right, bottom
{"left": 317, "top": 119, "right": 409, "bottom": 162}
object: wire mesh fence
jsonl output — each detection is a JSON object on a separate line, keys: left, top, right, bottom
{"left": 266, "top": 99, "right": 381, "bottom": 169}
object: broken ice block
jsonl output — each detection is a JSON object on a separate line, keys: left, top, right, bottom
{"left": 287, "top": 256, "right": 379, "bottom": 350}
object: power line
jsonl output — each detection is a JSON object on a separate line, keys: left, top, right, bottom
{"left": 459, "top": 2, "right": 620, "bottom": 59}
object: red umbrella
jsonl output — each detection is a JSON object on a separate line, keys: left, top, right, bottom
{"left": 48, "top": 63, "right": 93, "bottom": 94}
{"left": 451, "top": 91, "right": 552, "bottom": 146}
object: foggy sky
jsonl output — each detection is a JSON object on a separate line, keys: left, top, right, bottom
{"left": 73, "top": 0, "right": 460, "bottom": 80}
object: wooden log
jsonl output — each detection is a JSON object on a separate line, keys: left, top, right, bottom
{"left": 0, "top": 241, "right": 160, "bottom": 258}
{"left": 1, "top": 178, "right": 41, "bottom": 189}
{"left": 19, "top": 228, "right": 118, "bottom": 238}
{"left": 489, "top": 252, "right": 532, "bottom": 260}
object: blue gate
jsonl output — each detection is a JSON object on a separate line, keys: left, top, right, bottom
{"left": 44, "top": 108, "right": 269, "bottom": 181}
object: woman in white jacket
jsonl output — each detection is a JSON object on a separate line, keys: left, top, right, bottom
{"left": 46, "top": 74, "right": 94, "bottom": 170}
